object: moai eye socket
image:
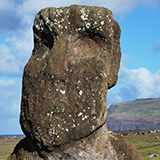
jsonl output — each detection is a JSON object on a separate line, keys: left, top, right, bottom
{"left": 33, "top": 15, "right": 57, "bottom": 50}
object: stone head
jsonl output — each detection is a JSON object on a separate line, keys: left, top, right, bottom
{"left": 20, "top": 5, "right": 121, "bottom": 151}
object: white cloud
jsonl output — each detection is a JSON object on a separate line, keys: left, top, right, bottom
{"left": 108, "top": 66, "right": 160, "bottom": 106}
{"left": 0, "top": 79, "right": 14, "bottom": 87}
{"left": 6, "top": 28, "right": 33, "bottom": 58}
{"left": 0, "top": 45, "right": 21, "bottom": 76}
{"left": 0, "top": 0, "right": 15, "bottom": 12}
{"left": 0, "top": 28, "right": 33, "bottom": 76}
{"left": 103, "top": 0, "right": 158, "bottom": 17}
{"left": 120, "top": 67, "right": 160, "bottom": 98}
{"left": 0, "top": 0, "right": 22, "bottom": 32}
{"left": 0, "top": 79, "right": 21, "bottom": 119}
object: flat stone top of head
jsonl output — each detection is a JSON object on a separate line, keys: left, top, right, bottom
{"left": 20, "top": 5, "right": 121, "bottom": 150}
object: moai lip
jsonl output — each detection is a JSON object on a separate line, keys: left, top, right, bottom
{"left": 20, "top": 5, "right": 121, "bottom": 150}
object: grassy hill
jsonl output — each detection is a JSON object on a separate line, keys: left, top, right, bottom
{"left": 107, "top": 98, "right": 160, "bottom": 131}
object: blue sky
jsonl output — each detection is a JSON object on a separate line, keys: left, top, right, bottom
{"left": 0, "top": 0, "right": 160, "bottom": 134}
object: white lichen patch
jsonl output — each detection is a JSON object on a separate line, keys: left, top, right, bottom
{"left": 61, "top": 18, "right": 64, "bottom": 22}
{"left": 57, "top": 135, "right": 60, "bottom": 138}
{"left": 82, "top": 115, "right": 89, "bottom": 121}
{"left": 93, "top": 116, "right": 96, "bottom": 119}
{"left": 100, "top": 21, "right": 104, "bottom": 25}
{"left": 58, "top": 24, "right": 62, "bottom": 28}
{"left": 59, "top": 9, "right": 63, "bottom": 13}
{"left": 47, "top": 110, "right": 54, "bottom": 118}
{"left": 79, "top": 90, "right": 83, "bottom": 95}
{"left": 86, "top": 22, "right": 91, "bottom": 29}
{"left": 66, "top": 9, "right": 70, "bottom": 14}
{"left": 62, "top": 108, "right": 64, "bottom": 112}
{"left": 49, "top": 127, "right": 57, "bottom": 136}
{"left": 78, "top": 112, "right": 83, "bottom": 117}
{"left": 35, "top": 24, "right": 40, "bottom": 30}
{"left": 42, "top": 63, "right": 47, "bottom": 71}
{"left": 80, "top": 7, "right": 88, "bottom": 21}
{"left": 82, "top": 27, "right": 86, "bottom": 31}
{"left": 104, "top": 73, "right": 107, "bottom": 78}
{"left": 94, "top": 21, "right": 97, "bottom": 25}
{"left": 40, "top": 26, "right": 44, "bottom": 31}
{"left": 55, "top": 9, "right": 63, "bottom": 17}
{"left": 82, "top": 117, "right": 85, "bottom": 121}
{"left": 60, "top": 90, "right": 66, "bottom": 95}
{"left": 66, "top": 128, "right": 69, "bottom": 132}
{"left": 51, "top": 111, "right": 54, "bottom": 114}
{"left": 45, "top": 17, "right": 50, "bottom": 24}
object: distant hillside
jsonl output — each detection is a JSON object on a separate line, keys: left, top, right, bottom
{"left": 107, "top": 98, "right": 160, "bottom": 131}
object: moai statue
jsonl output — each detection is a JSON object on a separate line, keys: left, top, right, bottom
{"left": 8, "top": 5, "right": 142, "bottom": 160}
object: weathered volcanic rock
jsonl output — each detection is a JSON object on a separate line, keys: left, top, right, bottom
{"left": 8, "top": 5, "right": 142, "bottom": 160}
{"left": 20, "top": 5, "right": 121, "bottom": 149}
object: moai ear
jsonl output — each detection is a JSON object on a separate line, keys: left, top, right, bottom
{"left": 107, "top": 20, "right": 121, "bottom": 89}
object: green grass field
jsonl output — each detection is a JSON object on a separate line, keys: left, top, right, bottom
{"left": 125, "top": 132, "right": 160, "bottom": 160}
{"left": 0, "top": 133, "right": 160, "bottom": 160}
{"left": 0, "top": 136, "right": 23, "bottom": 160}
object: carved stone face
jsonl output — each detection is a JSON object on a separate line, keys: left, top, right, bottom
{"left": 20, "top": 5, "right": 121, "bottom": 150}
